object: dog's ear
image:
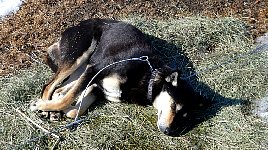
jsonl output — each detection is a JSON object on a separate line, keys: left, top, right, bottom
{"left": 165, "top": 69, "right": 180, "bottom": 87}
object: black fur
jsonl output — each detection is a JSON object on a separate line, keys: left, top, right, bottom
{"left": 77, "top": 19, "right": 166, "bottom": 105}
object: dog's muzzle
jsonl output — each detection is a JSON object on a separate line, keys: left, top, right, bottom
{"left": 156, "top": 109, "right": 176, "bottom": 135}
{"left": 158, "top": 122, "right": 175, "bottom": 135}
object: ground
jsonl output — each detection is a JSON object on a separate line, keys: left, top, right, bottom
{"left": 0, "top": 0, "right": 268, "bottom": 149}
{"left": 0, "top": 0, "right": 267, "bottom": 76}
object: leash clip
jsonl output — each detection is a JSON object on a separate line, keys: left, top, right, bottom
{"left": 138, "top": 56, "right": 149, "bottom": 61}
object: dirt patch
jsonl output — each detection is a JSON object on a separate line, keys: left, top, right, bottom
{"left": 0, "top": 0, "right": 267, "bottom": 76}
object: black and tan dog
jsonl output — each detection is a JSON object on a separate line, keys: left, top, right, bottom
{"left": 30, "top": 18, "right": 200, "bottom": 135}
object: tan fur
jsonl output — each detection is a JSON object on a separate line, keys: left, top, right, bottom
{"left": 153, "top": 91, "right": 183, "bottom": 128}
{"left": 42, "top": 70, "right": 72, "bottom": 100}
{"left": 30, "top": 64, "right": 94, "bottom": 111}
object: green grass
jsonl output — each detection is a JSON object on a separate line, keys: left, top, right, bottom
{"left": 1, "top": 17, "right": 267, "bottom": 149}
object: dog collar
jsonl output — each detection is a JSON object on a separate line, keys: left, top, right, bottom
{"left": 147, "top": 69, "right": 158, "bottom": 102}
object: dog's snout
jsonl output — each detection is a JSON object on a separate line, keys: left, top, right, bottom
{"left": 158, "top": 124, "right": 173, "bottom": 135}
{"left": 157, "top": 110, "right": 176, "bottom": 135}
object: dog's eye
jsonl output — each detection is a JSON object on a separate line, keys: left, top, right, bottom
{"left": 176, "top": 104, "right": 183, "bottom": 112}
{"left": 165, "top": 72, "right": 178, "bottom": 87}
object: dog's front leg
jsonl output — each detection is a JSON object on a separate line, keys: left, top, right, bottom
{"left": 41, "top": 65, "right": 78, "bottom": 101}
{"left": 63, "top": 83, "right": 97, "bottom": 118}
{"left": 51, "top": 80, "right": 77, "bottom": 100}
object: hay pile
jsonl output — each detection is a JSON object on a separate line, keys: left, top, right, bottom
{"left": 0, "top": 0, "right": 267, "bottom": 75}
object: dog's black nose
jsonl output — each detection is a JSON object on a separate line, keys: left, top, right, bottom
{"left": 164, "top": 127, "right": 173, "bottom": 135}
{"left": 159, "top": 125, "right": 174, "bottom": 135}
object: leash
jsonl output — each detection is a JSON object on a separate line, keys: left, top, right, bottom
{"left": 12, "top": 56, "right": 154, "bottom": 149}
{"left": 14, "top": 56, "right": 155, "bottom": 149}
{"left": 12, "top": 113, "right": 101, "bottom": 150}
{"left": 73, "top": 56, "right": 155, "bottom": 128}
{"left": 74, "top": 43, "right": 268, "bottom": 129}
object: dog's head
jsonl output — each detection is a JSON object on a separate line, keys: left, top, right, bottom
{"left": 152, "top": 66, "right": 194, "bottom": 135}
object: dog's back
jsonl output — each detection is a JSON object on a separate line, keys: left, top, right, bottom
{"left": 46, "top": 19, "right": 120, "bottom": 72}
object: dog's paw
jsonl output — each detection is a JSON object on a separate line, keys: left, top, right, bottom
{"left": 38, "top": 111, "right": 50, "bottom": 119}
{"left": 30, "top": 99, "right": 45, "bottom": 112}
{"left": 49, "top": 112, "right": 63, "bottom": 121}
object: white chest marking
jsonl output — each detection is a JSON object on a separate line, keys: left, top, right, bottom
{"left": 102, "top": 74, "right": 125, "bottom": 102}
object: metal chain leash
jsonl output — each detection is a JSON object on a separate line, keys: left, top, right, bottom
{"left": 72, "top": 56, "right": 154, "bottom": 129}
{"left": 13, "top": 56, "right": 153, "bottom": 149}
